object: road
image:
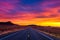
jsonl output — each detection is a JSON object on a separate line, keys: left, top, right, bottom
{"left": 0, "top": 28, "right": 60, "bottom": 40}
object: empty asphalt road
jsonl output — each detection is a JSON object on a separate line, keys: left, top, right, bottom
{"left": 0, "top": 28, "right": 60, "bottom": 40}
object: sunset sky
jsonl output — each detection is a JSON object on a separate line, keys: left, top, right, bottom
{"left": 0, "top": 0, "right": 60, "bottom": 27}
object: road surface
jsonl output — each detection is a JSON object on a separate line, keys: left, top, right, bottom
{"left": 0, "top": 28, "right": 60, "bottom": 40}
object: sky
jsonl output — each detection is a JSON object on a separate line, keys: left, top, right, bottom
{"left": 0, "top": 0, "right": 60, "bottom": 27}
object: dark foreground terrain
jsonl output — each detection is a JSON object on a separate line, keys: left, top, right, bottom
{"left": 0, "top": 28, "right": 60, "bottom": 40}
{"left": 0, "top": 22, "right": 60, "bottom": 40}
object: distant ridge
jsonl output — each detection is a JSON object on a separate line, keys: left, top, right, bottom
{"left": 27, "top": 24, "right": 38, "bottom": 26}
{"left": 0, "top": 21, "right": 14, "bottom": 25}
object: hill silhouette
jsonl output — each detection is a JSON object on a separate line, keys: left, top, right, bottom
{"left": 0, "top": 21, "right": 14, "bottom": 25}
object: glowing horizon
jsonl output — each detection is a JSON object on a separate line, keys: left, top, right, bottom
{"left": 0, "top": 0, "right": 60, "bottom": 27}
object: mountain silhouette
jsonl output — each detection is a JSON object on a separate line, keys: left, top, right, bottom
{"left": 0, "top": 21, "right": 14, "bottom": 25}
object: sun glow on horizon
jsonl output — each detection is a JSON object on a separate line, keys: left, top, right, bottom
{"left": 11, "top": 20, "right": 60, "bottom": 27}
